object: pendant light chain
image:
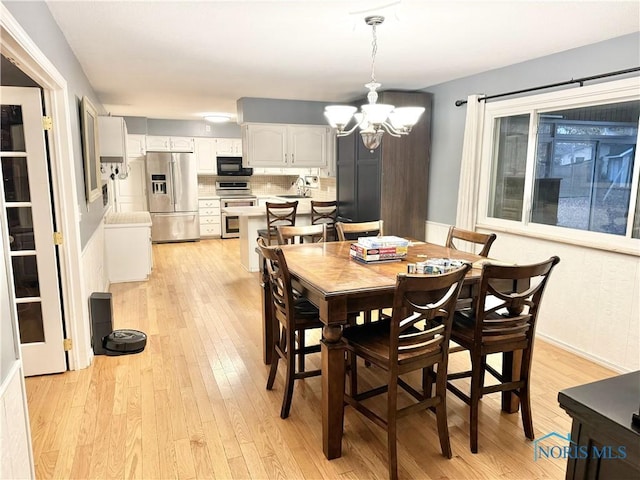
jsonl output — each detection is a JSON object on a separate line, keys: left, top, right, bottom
{"left": 370, "top": 23, "right": 378, "bottom": 84}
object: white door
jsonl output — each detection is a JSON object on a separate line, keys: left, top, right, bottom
{"left": 0, "top": 86, "right": 66, "bottom": 376}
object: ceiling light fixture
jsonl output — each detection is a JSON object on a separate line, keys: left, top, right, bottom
{"left": 204, "top": 114, "right": 232, "bottom": 123}
{"left": 324, "top": 15, "right": 425, "bottom": 151}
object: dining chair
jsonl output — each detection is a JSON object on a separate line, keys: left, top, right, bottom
{"left": 445, "top": 226, "right": 497, "bottom": 257}
{"left": 257, "top": 237, "right": 323, "bottom": 419}
{"left": 336, "top": 219, "right": 384, "bottom": 241}
{"left": 446, "top": 256, "right": 560, "bottom": 453}
{"left": 276, "top": 223, "right": 327, "bottom": 245}
{"left": 336, "top": 219, "right": 386, "bottom": 324}
{"left": 257, "top": 201, "right": 298, "bottom": 245}
{"left": 343, "top": 264, "right": 471, "bottom": 480}
{"left": 311, "top": 200, "right": 338, "bottom": 241}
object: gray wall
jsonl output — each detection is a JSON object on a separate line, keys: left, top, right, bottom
{"left": 4, "top": 1, "right": 108, "bottom": 248}
{"left": 238, "top": 97, "right": 329, "bottom": 124}
{"left": 124, "top": 116, "right": 241, "bottom": 138}
{"left": 425, "top": 32, "right": 640, "bottom": 224}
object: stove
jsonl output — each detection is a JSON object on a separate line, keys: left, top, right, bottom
{"left": 217, "top": 181, "right": 258, "bottom": 238}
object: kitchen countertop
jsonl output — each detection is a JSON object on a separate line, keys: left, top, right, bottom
{"left": 104, "top": 211, "right": 152, "bottom": 227}
{"left": 223, "top": 197, "right": 315, "bottom": 217}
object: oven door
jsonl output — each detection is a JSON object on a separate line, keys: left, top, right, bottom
{"left": 221, "top": 197, "right": 257, "bottom": 238}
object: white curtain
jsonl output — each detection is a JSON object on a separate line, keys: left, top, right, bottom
{"left": 455, "top": 94, "right": 486, "bottom": 231}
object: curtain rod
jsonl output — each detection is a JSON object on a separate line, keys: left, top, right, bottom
{"left": 454, "top": 67, "right": 640, "bottom": 107}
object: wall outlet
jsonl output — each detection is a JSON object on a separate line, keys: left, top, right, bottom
{"left": 305, "top": 175, "right": 319, "bottom": 189}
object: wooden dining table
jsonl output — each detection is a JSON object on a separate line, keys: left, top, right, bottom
{"left": 259, "top": 240, "right": 523, "bottom": 460}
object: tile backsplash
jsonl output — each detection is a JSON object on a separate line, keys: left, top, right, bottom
{"left": 198, "top": 175, "right": 335, "bottom": 200}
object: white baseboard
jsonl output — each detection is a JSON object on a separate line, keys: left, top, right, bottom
{"left": 536, "top": 332, "right": 628, "bottom": 374}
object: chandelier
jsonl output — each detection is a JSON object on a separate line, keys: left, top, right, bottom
{"left": 324, "top": 15, "right": 425, "bottom": 151}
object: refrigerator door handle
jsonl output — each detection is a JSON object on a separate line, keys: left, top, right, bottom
{"left": 169, "top": 159, "right": 176, "bottom": 208}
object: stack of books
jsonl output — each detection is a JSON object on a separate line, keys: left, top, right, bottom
{"left": 350, "top": 236, "right": 409, "bottom": 263}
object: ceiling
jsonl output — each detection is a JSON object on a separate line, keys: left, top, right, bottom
{"left": 45, "top": 0, "right": 639, "bottom": 121}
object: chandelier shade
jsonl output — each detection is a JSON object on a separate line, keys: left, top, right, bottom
{"left": 324, "top": 16, "right": 425, "bottom": 151}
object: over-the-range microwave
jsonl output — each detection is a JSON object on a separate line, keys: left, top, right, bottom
{"left": 216, "top": 156, "right": 253, "bottom": 176}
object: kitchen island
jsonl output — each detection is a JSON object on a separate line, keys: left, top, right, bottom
{"left": 223, "top": 199, "right": 313, "bottom": 272}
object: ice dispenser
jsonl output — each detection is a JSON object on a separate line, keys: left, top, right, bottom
{"left": 151, "top": 174, "right": 167, "bottom": 194}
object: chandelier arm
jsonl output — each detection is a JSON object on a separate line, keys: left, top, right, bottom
{"left": 337, "top": 121, "right": 362, "bottom": 137}
{"left": 381, "top": 122, "right": 403, "bottom": 137}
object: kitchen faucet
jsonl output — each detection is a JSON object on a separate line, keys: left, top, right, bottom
{"left": 295, "top": 176, "right": 308, "bottom": 197}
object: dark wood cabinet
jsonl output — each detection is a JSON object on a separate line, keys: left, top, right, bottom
{"left": 337, "top": 91, "right": 432, "bottom": 240}
{"left": 558, "top": 371, "right": 640, "bottom": 480}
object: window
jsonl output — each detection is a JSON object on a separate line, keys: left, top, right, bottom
{"left": 477, "top": 78, "right": 640, "bottom": 252}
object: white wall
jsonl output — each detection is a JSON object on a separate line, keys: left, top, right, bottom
{"left": 426, "top": 221, "right": 640, "bottom": 372}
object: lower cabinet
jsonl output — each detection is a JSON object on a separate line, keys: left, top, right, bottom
{"left": 104, "top": 212, "right": 153, "bottom": 283}
{"left": 199, "top": 198, "right": 221, "bottom": 237}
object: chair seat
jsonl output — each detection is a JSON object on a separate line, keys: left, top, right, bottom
{"left": 451, "top": 311, "right": 475, "bottom": 345}
{"left": 343, "top": 318, "right": 439, "bottom": 367}
{"left": 293, "top": 298, "right": 323, "bottom": 328}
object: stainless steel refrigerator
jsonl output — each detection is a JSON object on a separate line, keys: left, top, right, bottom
{"left": 146, "top": 152, "right": 199, "bottom": 242}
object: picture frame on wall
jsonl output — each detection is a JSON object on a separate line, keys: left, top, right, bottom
{"left": 81, "top": 95, "right": 101, "bottom": 203}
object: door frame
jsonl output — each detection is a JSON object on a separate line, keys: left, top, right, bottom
{"left": 1, "top": 5, "right": 92, "bottom": 370}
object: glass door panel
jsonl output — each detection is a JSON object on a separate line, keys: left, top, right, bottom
{"left": 1, "top": 87, "right": 66, "bottom": 375}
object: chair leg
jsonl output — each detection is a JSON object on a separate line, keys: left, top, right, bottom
{"left": 387, "top": 376, "right": 399, "bottom": 480}
{"left": 280, "top": 327, "right": 296, "bottom": 419}
{"left": 520, "top": 380, "right": 534, "bottom": 440}
{"left": 349, "top": 351, "right": 358, "bottom": 396}
{"left": 469, "top": 355, "right": 485, "bottom": 453}
{"left": 434, "top": 365, "right": 452, "bottom": 458}
{"left": 297, "top": 330, "right": 305, "bottom": 373}
{"left": 422, "top": 366, "right": 434, "bottom": 398}
{"left": 266, "top": 325, "right": 282, "bottom": 390}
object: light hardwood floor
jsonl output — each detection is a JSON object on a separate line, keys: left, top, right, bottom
{"left": 26, "top": 239, "right": 616, "bottom": 479}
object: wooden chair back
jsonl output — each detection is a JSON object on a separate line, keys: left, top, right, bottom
{"left": 389, "top": 265, "right": 471, "bottom": 369}
{"left": 473, "top": 256, "right": 560, "bottom": 352}
{"left": 336, "top": 220, "right": 384, "bottom": 241}
{"left": 446, "top": 226, "right": 496, "bottom": 257}
{"left": 264, "top": 201, "right": 298, "bottom": 245}
{"left": 311, "top": 200, "right": 338, "bottom": 241}
{"left": 257, "top": 237, "right": 295, "bottom": 329}
{"left": 276, "top": 223, "right": 327, "bottom": 245}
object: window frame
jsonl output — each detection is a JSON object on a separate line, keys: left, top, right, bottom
{"left": 475, "top": 77, "right": 640, "bottom": 256}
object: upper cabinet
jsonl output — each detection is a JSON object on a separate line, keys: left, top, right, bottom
{"left": 195, "top": 137, "right": 217, "bottom": 174}
{"left": 126, "top": 134, "right": 146, "bottom": 156}
{"left": 98, "top": 116, "right": 128, "bottom": 163}
{"left": 146, "top": 135, "right": 194, "bottom": 152}
{"left": 242, "top": 123, "right": 331, "bottom": 168}
{"left": 215, "top": 138, "right": 242, "bottom": 156}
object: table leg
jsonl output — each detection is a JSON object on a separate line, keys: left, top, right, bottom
{"left": 501, "top": 350, "right": 522, "bottom": 413}
{"left": 321, "top": 324, "right": 345, "bottom": 460}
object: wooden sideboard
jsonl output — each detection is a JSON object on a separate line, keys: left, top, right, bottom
{"left": 558, "top": 371, "right": 640, "bottom": 479}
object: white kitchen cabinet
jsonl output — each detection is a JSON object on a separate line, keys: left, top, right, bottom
{"left": 114, "top": 157, "right": 147, "bottom": 212}
{"left": 146, "top": 135, "right": 194, "bottom": 152}
{"left": 99, "top": 116, "right": 128, "bottom": 161}
{"left": 104, "top": 211, "right": 153, "bottom": 283}
{"left": 242, "top": 123, "right": 330, "bottom": 168}
{"left": 126, "top": 134, "right": 146, "bottom": 156}
{"left": 195, "top": 138, "right": 217, "bottom": 174}
{"left": 215, "top": 137, "right": 242, "bottom": 156}
{"left": 199, "top": 198, "right": 221, "bottom": 237}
